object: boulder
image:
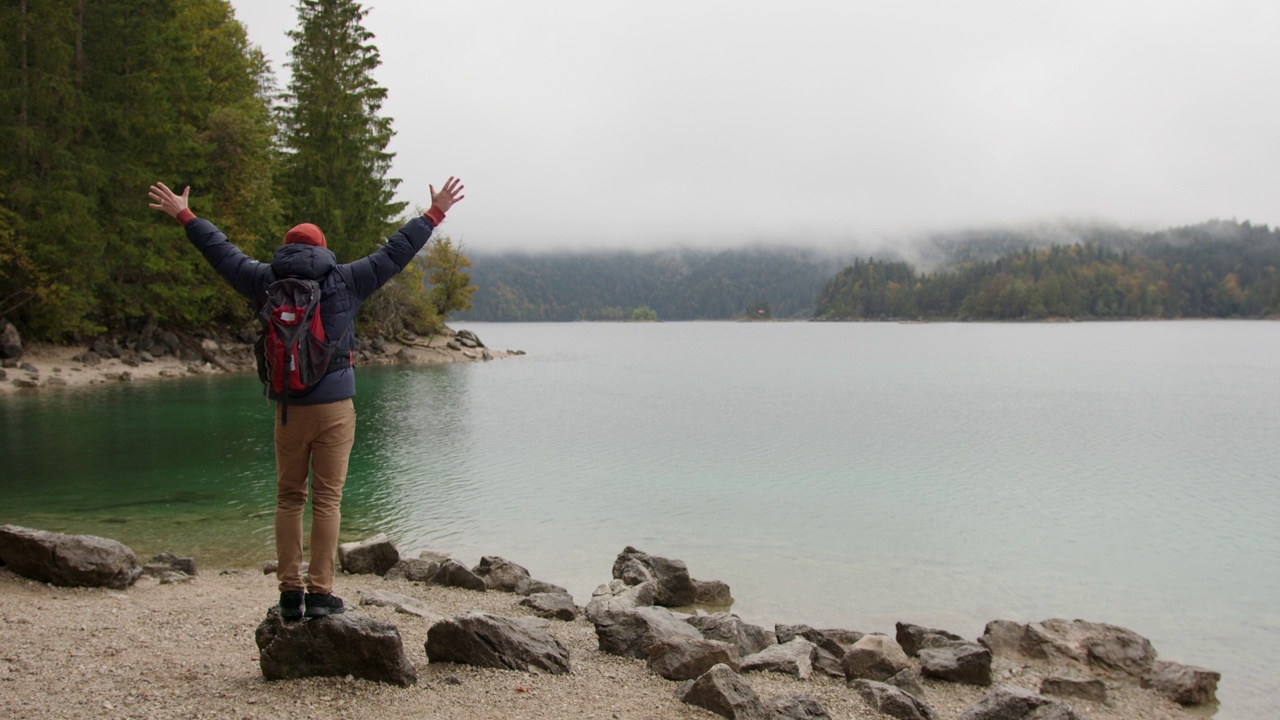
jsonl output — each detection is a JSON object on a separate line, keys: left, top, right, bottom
{"left": 956, "top": 686, "right": 1077, "bottom": 720}
{"left": 978, "top": 620, "right": 1025, "bottom": 656}
{"left": 774, "top": 624, "right": 854, "bottom": 677}
{"left": 0, "top": 525, "right": 141, "bottom": 589}
{"left": 771, "top": 694, "right": 832, "bottom": 720}
{"left": 886, "top": 668, "right": 928, "bottom": 701}
{"left": 425, "top": 611, "right": 570, "bottom": 674}
{"left": 384, "top": 558, "right": 439, "bottom": 582}
{"left": 850, "top": 680, "right": 938, "bottom": 720}
{"left": 919, "top": 642, "right": 992, "bottom": 686}
{"left": 1039, "top": 676, "right": 1107, "bottom": 704}
{"left": 1141, "top": 660, "right": 1220, "bottom": 705}
{"left": 740, "top": 638, "right": 816, "bottom": 680}
{"left": 693, "top": 578, "right": 734, "bottom": 605}
{"left": 611, "top": 546, "right": 696, "bottom": 607}
{"left": 983, "top": 619, "right": 1157, "bottom": 678}
{"left": 585, "top": 579, "right": 655, "bottom": 622}
{"left": 429, "top": 558, "right": 487, "bottom": 591}
{"left": 513, "top": 577, "right": 570, "bottom": 597}
{"left": 842, "top": 634, "right": 910, "bottom": 681}
{"left": 337, "top": 534, "right": 400, "bottom": 576}
{"left": 0, "top": 321, "right": 22, "bottom": 359}
{"left": 896, "top": 621, "right": 965, "bottom": 657}
{"left": 254, "top": 607, "right": 416, "bottom": 686}
{"left": 519, "top": 592, "right": 578, "bottom": 621}
{"left": 456, "top": 329, "right": 485, "bottom": 348}
{"left": 472, "top": 555, "right": 531, "bottom": 592}
{"left": 593, "top": 605, "right": 702, "bottom": 659}
{"left": 646, "top": 637, "right": 739, "bottom": 680}
{"left": 678, "top": 663, "right": 772, "bottom": 720}
{"left": 357, "top": 589, "right": 443, "bottom": 623}
{"left": 688, "top": 612, "right": 775, "bottom": 657}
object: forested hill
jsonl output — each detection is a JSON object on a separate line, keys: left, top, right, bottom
{"left": 455, "top": 248, "right": 844, "bottom": 321}
{"left": 816, "top": 220, "right": 1280, "bottom": 320}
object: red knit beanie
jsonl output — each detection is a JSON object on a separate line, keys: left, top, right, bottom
{"left": 284, "top": 223, "right": 326, "bottom": 248}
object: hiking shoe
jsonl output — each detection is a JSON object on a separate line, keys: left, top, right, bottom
{"left": 304, "top": 592, "right": 345, "bottom": 618}
{"left": 279, "top": 590, "right": 304, "bottom": 621}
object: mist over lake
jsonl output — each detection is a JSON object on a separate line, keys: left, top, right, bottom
{"left": 2, "top": 320, "right": 1276, "bottom": 718}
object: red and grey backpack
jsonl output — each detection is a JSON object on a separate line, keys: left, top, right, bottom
{"left": 253, "top": 277, "right": 351, "bottom": 423}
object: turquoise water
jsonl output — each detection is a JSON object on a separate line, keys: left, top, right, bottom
{"left": 2, "top": 321, "right": 1277, "bottom": 718}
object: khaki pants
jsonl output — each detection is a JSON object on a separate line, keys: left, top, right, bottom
{"left": 273, "top": 398, "right": 356, "bottom": 594}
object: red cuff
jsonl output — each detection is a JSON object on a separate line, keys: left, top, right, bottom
{"left": 424, "top": 206, "right": 446, "bottom": 226}
{"left": 175, "top": 209, "right": 196, "bottom": 226}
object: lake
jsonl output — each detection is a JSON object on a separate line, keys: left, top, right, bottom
{"left": 2, "top": 321, "right": 1276, "bottom": 718}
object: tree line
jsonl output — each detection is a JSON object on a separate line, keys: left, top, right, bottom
{"left": 0, "top": 0, "right": 470, "bottom": 343}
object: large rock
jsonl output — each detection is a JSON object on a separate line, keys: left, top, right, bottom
{"left": 1141, "top": 660, "right": 1220, "bottom": 705}
{"left": 850, "top": 680, "right": 938, "bottom": 720}
{"left": 693, "top": 578, "right": 734, "bottom": 605}
{"left": 425, "top": 612, "right": 570, "bottom": 674}
{"left": 519, "top": 592, "right": 578, "bottom": 621}
{"left": 1039, "top": 676, "right": 1107, "bottom": 704}
{"left": 678, "top": 663, "right": 772, "bottom": 720}
{"left": 896, "top": 621, "right": 965, "bottom": 657}
{"left": 919, "top": 642, "right": 993, "bottom": 686}
{"left": 688, "top": 613, "right": 775, "bottom": 657}
{"left": 593, "top": 605, "right": 702, "bottom": 659}
{"left": 842, "top": 634, "right": 910, "bottom": 681}
{"left": 646, "top": 637, "right": 739, "bottom": 680}
{"left": 740, "top": 638, "right": 816, "bottom": 680}
{"left": 337, "top": 534, "right": 400, "bottom": 576}
{"left": 886, "top": 668, "right": 929, "bottom": 702}
{"left": 384, "top": 558, "right": 439, "bottom": 582}
{"left": 254, "top": 607, "right": 416, "bottom": 686}
{"left": 956, "top": 686, "right": 1081, "bottom": 720}
{"left": 430, "top": 558, "right": 487, "bottom": 591}
{"left": 585, "top": 579, "right": 655, "bottom": 622}
{"left": 771, "top": 694, "right": 832, "bottom": 719}
{"left": 981, "top": 619, "right": 1157, "bottom": 678}
{"left": 0, "top": 525, "right": 141, "bottom": 589}
{"left": 472, "top": 555, "right": 531, "bottom": 592}
{"left": 775, "top": 624, "right": 854, "bottom": 678}
{"left": 612, "top": 546, "right": 696, "bottom": 607}
{"left": 0, "top": 321, "right": 22, "bottom": 360}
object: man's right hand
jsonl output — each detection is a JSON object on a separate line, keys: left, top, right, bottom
{"left": 148, "top": 183, "right": 190, "bottom": 219}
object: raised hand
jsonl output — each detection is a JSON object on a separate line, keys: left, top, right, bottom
{"left": 429, "top": 177, "right": 465, "bottom": 214}
{"left": 148, "top": 183, "right": 190, "bottom": 219}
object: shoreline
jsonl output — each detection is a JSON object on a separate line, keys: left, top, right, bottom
{"left": 0, "top": 564, "right": 1208, "bottom": 720}
{"left": 0, "top": 329, "right": 519, "bottom": 396}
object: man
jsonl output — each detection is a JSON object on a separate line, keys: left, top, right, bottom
{"left": 148, "top": 178, "right": 464, "bottom": 619}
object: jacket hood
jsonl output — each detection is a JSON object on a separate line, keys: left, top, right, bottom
{"left": 271, "top": 243, "right": 338, "bottom": 280}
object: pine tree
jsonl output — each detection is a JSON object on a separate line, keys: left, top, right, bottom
{"left": 277, "top": 0, "right": 405, "bottom": 262}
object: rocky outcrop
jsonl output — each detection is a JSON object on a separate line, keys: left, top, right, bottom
{"left": 337, "top": 534, "right": 400, "bottom": 576}
{"left": 918, "top": 642, "right": 992, "bottom": 686}
{"left": 842, "top": 634, "right": 910, "bottom": 681}
{"left": 677, "top": 663, "right": 772, "bottom": 720}
{"left": 254, "top": 607, "right": 416, "bottom": 686}
{"left": 612, "top": 546, "right": 696, "bottom": 607}
{"left": 850, "top": 679, "right": 938, "bottom": 720}
{"left": 1141, "top": 660, "right": 1220, "bottom": 705}
{"left": 0, "top": 525, "right": 141, "bottom": 589}
{"left": 957, "top": 686, "right": 1082, "bottom": 720}
{"left": 1039, "top": 676, "right": 1107, "bottom": 703}
{"left": 425, "top": 612, "right": 570, "bottom": 674}
{"left": 688, "top": 613, "right": 775, "bottom": 657}
{"left": 472, "top": 555, "right": 531, "bottom": 591}
{"left": 980, "top": 618, "right": 1156, "bottom": 678}
{"left": 586, "top": 579, "right": 655, "bottom": 622}
{"left": 593, "top": 605, "right": 703, "bottom": 659}
{"left": 896, "top": 621, "right": 965, "bottom": 657}
{"left": 646, "top": 637, "right": 739, "bottom": 680}
{"left": 519, "top": 592, "right": 578, "bottom": 621}
{"left": 740, "top": 638, "right": 816, "bottom": 680}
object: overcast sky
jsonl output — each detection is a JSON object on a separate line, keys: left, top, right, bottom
{"left": 228, "top": 0, "right": 1280, "bottom": 252}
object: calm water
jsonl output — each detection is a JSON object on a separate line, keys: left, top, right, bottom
{"left": 2, "top": 321, "right": 1277, "bottom": 718}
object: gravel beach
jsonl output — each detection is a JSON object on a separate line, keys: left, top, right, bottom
{"left": 0, "top": 567, "right": 1206, "bottom": 720}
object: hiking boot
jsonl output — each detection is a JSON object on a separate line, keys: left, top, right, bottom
{"left": 304, "top": 592, "right": 345, "bottom": 618}
{"left": 279, "top": 590, "right": 304, "bottom": 621}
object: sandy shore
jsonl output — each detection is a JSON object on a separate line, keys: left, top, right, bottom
{"left": 0, "top": 333, "right": 517, "bottom": 395}
{"left": 0, "top": 566, "right": 1203, "bottom": 720}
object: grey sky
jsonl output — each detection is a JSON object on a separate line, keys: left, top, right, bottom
{"left": 229, "top": 0, "right": 1280, "bottom": 252}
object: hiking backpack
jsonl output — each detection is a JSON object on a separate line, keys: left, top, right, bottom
{"left": 253, "top": 277, "right": 351, "bottom": 421}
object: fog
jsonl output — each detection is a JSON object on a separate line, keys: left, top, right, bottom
{"left": 229, "top": 0, "right": 1280, "bottom": 253}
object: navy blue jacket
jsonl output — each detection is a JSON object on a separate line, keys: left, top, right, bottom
{"left": 184, "top": 215, "right": 438, "bottom": 404}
